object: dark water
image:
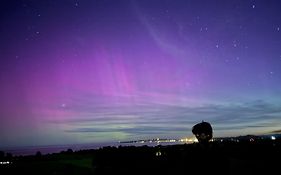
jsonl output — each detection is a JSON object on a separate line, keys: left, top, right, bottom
{"left": 2, "top": 142, "right": 113, "bottom": 156}
{"left": 3, "top": 141, "right": 185, "bottom": 156}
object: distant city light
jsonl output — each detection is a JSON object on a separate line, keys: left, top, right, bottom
{"left": 271, "top": 136, "right": 276, "bottom": 140}
{"left": 156, "top": 151, "right": 162, "bottom": 156}
{"left": 0, "top": 161, "right": 10, "bottom": 165}
{"left": 178, "top": 136, "right": 198, "bottom": 143}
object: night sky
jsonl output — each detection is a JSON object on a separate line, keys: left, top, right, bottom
{"left": 1, "top": 0, "right": 281, "bottom": 148}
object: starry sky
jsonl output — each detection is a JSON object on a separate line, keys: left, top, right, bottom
{"left": 1, "top": 0, "right": 281, "bottom": 148}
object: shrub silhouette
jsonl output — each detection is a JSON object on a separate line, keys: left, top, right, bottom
{"left": 192, "top": 121, "right": 213, "bottom": 143}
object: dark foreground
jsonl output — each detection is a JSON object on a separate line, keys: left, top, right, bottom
{"left": 1, "top": 139, "right": 280, "bottom": 175}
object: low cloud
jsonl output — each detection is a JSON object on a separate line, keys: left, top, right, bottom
{"left": 270, "top": 129, "right": 281, "bottom": 134}
{"left": 48, "top": 95, "right": 281, "bottom": 138}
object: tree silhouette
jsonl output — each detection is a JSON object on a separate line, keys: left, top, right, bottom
{"left": 192, "top": 121, "right": 213, "bottom": 143}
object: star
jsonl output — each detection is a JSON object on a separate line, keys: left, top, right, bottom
{"left": 252, "top": 5, "right": 255, "bottom": 9}
{"left": 61, "top": 103, "right": 66, "bottom": 108}
{"left": 215, "top": 44, "right": 219, "bottom": 48}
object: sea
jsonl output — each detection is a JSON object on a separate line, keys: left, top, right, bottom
{"left": 2, "top": 141, "right": 185, "bottom": 156}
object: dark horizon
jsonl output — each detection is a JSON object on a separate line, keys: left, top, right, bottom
{"left": 2, "top": 132, "right": 280, "bottom": 157}
{"left": 1, "top": 135, "right": 281, "bottom": 175}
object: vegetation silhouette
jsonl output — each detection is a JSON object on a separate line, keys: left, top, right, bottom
{"left": 192, "top": 120, "right": 213, "bottom": 144}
